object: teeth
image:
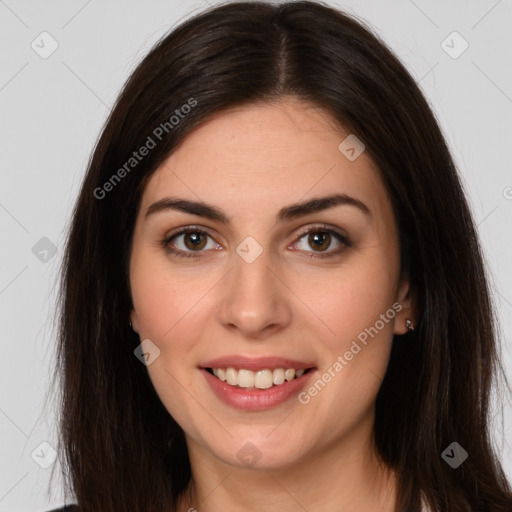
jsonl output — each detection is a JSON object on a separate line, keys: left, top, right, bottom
{"left": 285, "top": 368, "right": 295, "bottom": 381}
{"left": 273, "top": 368, "right": 285, "bottom": 385}
{"left": 211, "top": 367, "right": 309, "bottom": 389}
{"left": 254, "top": 370, "right": 273, "bottom": 389}
{"left": 226, "top": 367, "right": 237, "bottom": 386}
{"left": 237, "top": 369, "right": 254, "bottom": 388}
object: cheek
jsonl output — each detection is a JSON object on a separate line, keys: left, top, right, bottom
{"left": 132, "top": 274, "right": 177, "bottom": 339}
{"left": 294, "top": 249, "right": 399, "bottom": 354}
{"left": 130, "top": 257, "right": 206, "bottom": 426}
{"left": 131, "top": 248, "right": 193, "bottom": 339}
{"left": 296, "top": 254, "right": 399, "bottom": 436}
{"left": 130, "top": 253, "right": 217, "bottom": 366}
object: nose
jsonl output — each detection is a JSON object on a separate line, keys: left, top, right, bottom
{"left": 215, "top": 245, "right": 292, "bottom": 339}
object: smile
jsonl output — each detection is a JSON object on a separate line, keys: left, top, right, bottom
{"left": 200, "top": 366, "right": 317, "bottom": 411}
{"left": 206, "top": 367, "right": 313, "bottom": 389}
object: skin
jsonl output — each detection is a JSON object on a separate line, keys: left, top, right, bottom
{"left": 129, "top": 96, "right": 416, "bottom": 512}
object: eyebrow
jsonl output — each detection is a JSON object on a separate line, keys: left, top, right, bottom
{"left": 144, "top": 193, "right": 371, "bottom": 224}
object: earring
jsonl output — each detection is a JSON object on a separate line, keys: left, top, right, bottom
{"left": 405, "top": 319, "right": 415, "bottom": 332}
{"left": 129, "top": 319, "right": 133, "bottom": 330}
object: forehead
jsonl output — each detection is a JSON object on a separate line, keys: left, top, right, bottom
{"left": 139, "top": 98, "right": 392, "bottom": 227}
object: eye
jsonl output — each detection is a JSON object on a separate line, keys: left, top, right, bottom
{"left": 161, "top": 224, "right": 351, "bottom": 260}
{"left": 161, "top": 227, "right": 220, "bottom": 259}
{"left": 290, "top": 225, "right": 351, "bottom": 259}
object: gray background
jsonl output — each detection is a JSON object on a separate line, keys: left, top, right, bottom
{"left": 1, "top": 0, "right": 511, "bottom": 510}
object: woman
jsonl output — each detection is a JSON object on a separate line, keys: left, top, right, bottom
{"left": 48, "top": 1, "right": 512, "bottom": 511}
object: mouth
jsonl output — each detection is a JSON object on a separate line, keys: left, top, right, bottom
{"left": 199, "top": 364, "right": 318, "bottom": 411}
{"left": 203, "top": 366, "right": 316, "bottom": 390}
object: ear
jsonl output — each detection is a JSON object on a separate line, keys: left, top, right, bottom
{"left": 130, "top": 308, "right": 140, "bottom": 334}
{"left": 393, "top": 278, "right": 417, "bottom": 335}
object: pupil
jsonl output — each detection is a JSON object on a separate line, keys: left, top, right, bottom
{"left": 310, "top": 232, "right": 330, "bottom": 251}
{"left": 186, "top": 232, "right": 206, "bottom": 250}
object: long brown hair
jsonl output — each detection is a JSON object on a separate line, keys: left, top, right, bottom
{"left": 50, "top": 1, "right": 512, "bottom": 510}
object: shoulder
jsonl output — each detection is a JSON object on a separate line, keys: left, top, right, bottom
{"left": 45, "top": 506, "right": 79, "bottom": 512}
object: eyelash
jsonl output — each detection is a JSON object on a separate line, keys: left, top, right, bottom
{"left": 160, "top": 224, "right": 351, "bottom": 260}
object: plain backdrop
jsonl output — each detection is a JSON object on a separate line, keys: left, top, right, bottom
{"left": 0, "top": 0, "right": 511, "bottom": 510}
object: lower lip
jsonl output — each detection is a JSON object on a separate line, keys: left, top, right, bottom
{"left": 199, "top": 368, "right": 316, "bottom": 411}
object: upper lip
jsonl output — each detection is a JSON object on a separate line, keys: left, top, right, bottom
{"left": 199, "top": 356, "right": 316, "bottom": 372}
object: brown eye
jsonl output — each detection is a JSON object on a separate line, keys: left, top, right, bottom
{"left": 292, "top": 226, "right": 351, "bottom": 260}
{"left": 161, "top": 225, "right": 350, "bottom": 261}
{"left": 182, "top": 231, "right": 207, "bottom": 251}
{"left": 307, "top": 231, "right": 331, "bottom": 251}
{"left": 161, "top": 227, "right": 220, "bottom": 259}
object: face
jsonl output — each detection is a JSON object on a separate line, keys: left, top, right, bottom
{"left": 129, "top": 97, "right": 414, "bottom": 470}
